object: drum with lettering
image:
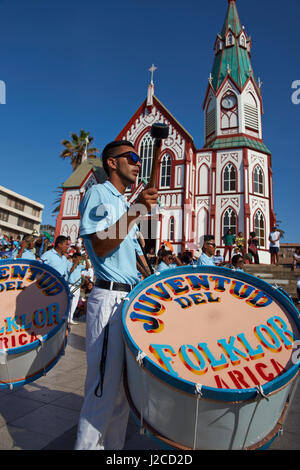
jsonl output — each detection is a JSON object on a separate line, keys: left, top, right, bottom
{"left": 0, "top": 259, "right": 70, "bottom": 389}
{"left": 122, "top": 266, "right": 300, "bottom": 450}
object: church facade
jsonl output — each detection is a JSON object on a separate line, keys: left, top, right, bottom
{"left": 55, "top": 0, "right": 275, "bottom": 263}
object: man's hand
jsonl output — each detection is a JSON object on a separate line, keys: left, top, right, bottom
{"left": 135, "top": 187, "right": 158, "bottom": 212}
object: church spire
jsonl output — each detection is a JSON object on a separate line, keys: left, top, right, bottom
{"left": 210, "top": 0, "right": 256, "bottom": 92}
{"left": 147, "top": 64, "right": 157, "bottom": 107}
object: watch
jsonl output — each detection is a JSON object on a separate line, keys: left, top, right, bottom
{"left": 221, "top": 94, "right": 237, "bottom": 110}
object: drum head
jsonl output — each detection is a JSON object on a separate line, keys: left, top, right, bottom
{"left": 0, "top": 259, "right": 70, "bottom": 355}
{"left": 123, "top": 266, "right": 300, "bottom": 401}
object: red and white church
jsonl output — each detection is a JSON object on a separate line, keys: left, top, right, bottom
{"left": 55, "top": 0, "right": 276, "bottom": 263}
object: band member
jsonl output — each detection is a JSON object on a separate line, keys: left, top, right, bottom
{"left": 12, "top": 235, "right": 36, "bottom": 260}
{"left": 40, "top": 235, "right": 70, "bottom": 279}
{"left": 75, "top": 140, "right": 158, "bottom": 450}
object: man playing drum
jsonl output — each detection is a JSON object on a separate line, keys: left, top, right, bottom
{"left": 75, "top": 140, "right": 158, "bottom": 450}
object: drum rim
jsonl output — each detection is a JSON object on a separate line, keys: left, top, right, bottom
{"left": 122, "top": 265, "right": 300, "bottom": 402}
{"left": 0, "top": 259, "right": 71, "bottom": 355}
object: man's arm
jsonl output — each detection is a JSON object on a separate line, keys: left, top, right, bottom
{"left": 91, "top": 188, "right": 158, "bottom": 258}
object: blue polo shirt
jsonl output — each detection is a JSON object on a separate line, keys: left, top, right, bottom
{"left": 11, "top": 249, "right": 36, "bottom": 261}
{"left": 68, "top": 264, "right": 85, "bottom": 285}
{"left": 197, "top": 253, "right": 216, "bottom": 267}
{"left": 79, "top": 181, "right": 143, "bottom": 284}
{"left": 41, "top": 248, "right": 70, "bottom": 279}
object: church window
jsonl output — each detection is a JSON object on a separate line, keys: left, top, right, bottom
{"left": 198, "top": 164, "right": 209, "bottom": 194}
{"left": 160, "top": 153, "right": 172, "bottom": 188}
{"left": 254, "top": 210, "right": 265, "bottom": 248}
{"left": 253, "top": 165, "right": 264, "bottom": 195}
{"left": 169, "top": 216, "right": 175, "bottom": 242}
{"left": 223, "top": 163, "right": 237, "bottom": 192}
{"left": 226, "top": 32, "right": 234, "bottom": 47}
{"left": 222, "top": 207, "right": 237, "bottom": 238}
{"left": 205, "top": 99, "right": 216, "bottom": 138}
{"left": 138, "top": 133, "right": 154, "bottom": 184}
{"left": 244, "top": 92, "right": 259, "bottom": 132}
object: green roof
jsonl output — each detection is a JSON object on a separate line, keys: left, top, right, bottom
{"left": 211, "top": 0, "right": 257, "bottom": 91}
{"left": 62, "top": 157, "right": 107, "bottom": 188}
{"left": 204, "top": 135, "right": 271, "bottom": 155}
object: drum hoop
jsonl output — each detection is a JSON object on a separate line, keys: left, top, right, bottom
{"left": 124, "top": 342, "right": 299, "bottom": 405}
{"left": 0, "top": 259, "right": 71, "bottom": 355}
{"left": 0, "top": 328, "right": 68, "bottom": 389}
{"left": 123, "top": 366, "right": 291, "bottom": 451}
{"left": 122, "top": 266, "right": 300, "bottom": 402}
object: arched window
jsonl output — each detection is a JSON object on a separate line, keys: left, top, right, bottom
{"left": 138, "top": 133, "right": 153, "bottom": 184}
{"left": 223, "top": 163, "right": 237, "bottom": 192}
{"left": 254, "top": 210, "right": 265, "bottom": 248}
{"left": 169, "top": 217, "right": 175, "bottom": 242}
{"left": 198, "top": 164, "right": 209, "bottom": 194}
{"left": 223, "top": 207, "right": 237, "bottom": 238}
{"left": 160, "top": 153, "right": 172, "bottom": 188}
{"left": 253, "top": 165, "right": 264, "bottom": 195}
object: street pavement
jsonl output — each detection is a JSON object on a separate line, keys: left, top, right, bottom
{"left": 0, "top": 317, "right": 299, "bottom": 451}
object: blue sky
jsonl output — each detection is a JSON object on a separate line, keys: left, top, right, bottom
{"left": 0, "top": 0, "right": 299, "bottom": 242}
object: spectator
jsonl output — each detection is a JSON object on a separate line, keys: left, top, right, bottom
{"left": 292, "top": 248, "right": 300, "bottom": 271}
{"left": 248, "top": 232, "right": 259, "bottom": 264}
{"left": 197, "top": 235, "right": 216, "bottom": 267}
{"left": 157, "top": 250, "right": 182, "bottom": 272}
{"left": 297, "top": 277, "right": 300, "bottom": 305}
{"left": 226, "top": 254, "right": 245, "bottom": 272}
{"left": 213, "top": 250, "right": 224, "bottom": 266}
{"left": 269, "top": 226, "right": 281, "bottom": 265}
{"left": 235, "top": 232, "right": 246, "bottom": 259}
{"left": 12, "top": 235, "right": 36, "bottom": 260}
{"left": 77, "top": 280, "right": 95, "bottom": 317}
{"left": 222, "top": 229, "right": 236, "bottom": 263}
{"left": 147, "top": 247, "right": 157, "bottom": 267}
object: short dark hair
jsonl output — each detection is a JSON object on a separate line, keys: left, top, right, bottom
{"left": 203, "top": 235, "right": 215, "bottom": 246}
{"left": 232, "top": 254, "right": 243, "bottom": 265}
{"left": 102, "top": 140, "right": 135, "bottom": 175}
{"left": 54, "top": 235, "right": 68, "bottom": 247}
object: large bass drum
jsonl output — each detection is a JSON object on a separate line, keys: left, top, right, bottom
{"left": 0, "top": 259, "right": 70, "bottom": 389}
{"left": 122, "top": 266, "right": 300, "bottom": 450}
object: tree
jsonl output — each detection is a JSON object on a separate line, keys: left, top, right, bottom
{"left": 60, "top": 129, "right": 99, "bottom": 171}
{"left": 52, "top": 186, "right": 64, "bottom": 215}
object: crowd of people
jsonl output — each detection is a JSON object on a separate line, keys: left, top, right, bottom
{"left": 1, "top": 138, "right": 299, "bottom": 451}
{"left": 0, "top": 233, "right": 95, "bottom": 325}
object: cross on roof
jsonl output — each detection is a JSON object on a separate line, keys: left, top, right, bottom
{"left": 149, "top": 64, "right": 157, "bottom": 83}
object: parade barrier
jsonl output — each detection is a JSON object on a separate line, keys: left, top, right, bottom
{"left": 0, "top": 259, "right": 70, "bottom": 389}
{"left": 122, "top": 266, "right": 300, "bottom": 450}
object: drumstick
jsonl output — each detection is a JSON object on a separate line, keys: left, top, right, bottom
{"left": 149, "top": 123, "right": 169, "bottom": 188}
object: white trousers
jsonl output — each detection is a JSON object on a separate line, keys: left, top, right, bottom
{"left": 74, "top": 287, "right": 130, "bottom": 450}
{"left": 68, "top": 285, "right": 80, "bottom": 323}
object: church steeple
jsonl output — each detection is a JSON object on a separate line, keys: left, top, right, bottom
{"left": 211, "top": 0, "right": 255, "bottom": 92}
{"left": 203, "top": 0, "right": 270, "bottom": 153}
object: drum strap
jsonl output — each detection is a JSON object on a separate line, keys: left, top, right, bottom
{"left": 94, "top": 324, "right": 110, "bottom": 398}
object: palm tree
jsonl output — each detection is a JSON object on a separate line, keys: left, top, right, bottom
{"left": 60, "top": 129, "right": 99, "bottom": 171}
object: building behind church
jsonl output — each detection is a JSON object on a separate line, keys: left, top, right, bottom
{"left": 55, "top": 0, "right": 275, "bottom": 264}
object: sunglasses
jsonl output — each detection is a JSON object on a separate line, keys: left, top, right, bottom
{"left": 206, "top": 242, "right": 216, "bottom": 247}
{"left": 114, "top": 151, "right": 142, "bottom": 165}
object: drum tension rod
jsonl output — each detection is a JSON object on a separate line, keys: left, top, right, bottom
{"left": 256, "top": 385, "right": 269, "bottom": 400}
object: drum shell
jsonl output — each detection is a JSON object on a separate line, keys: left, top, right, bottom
{"left": 125, "top": 345, "right": 297, "bottom": 450}
{"left": 122, "top": 266, "right": 300, "bottom": 450}
{"left": 0, "top": 321, "right": 67, "bottom": 389}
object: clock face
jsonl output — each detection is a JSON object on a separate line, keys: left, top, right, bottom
{"left": 221, "top": 94, "right": 237, "bottom": 110}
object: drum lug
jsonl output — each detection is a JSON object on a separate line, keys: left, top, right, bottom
{"left": 278, "top": 426, "right": 284, "bottom": 436}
